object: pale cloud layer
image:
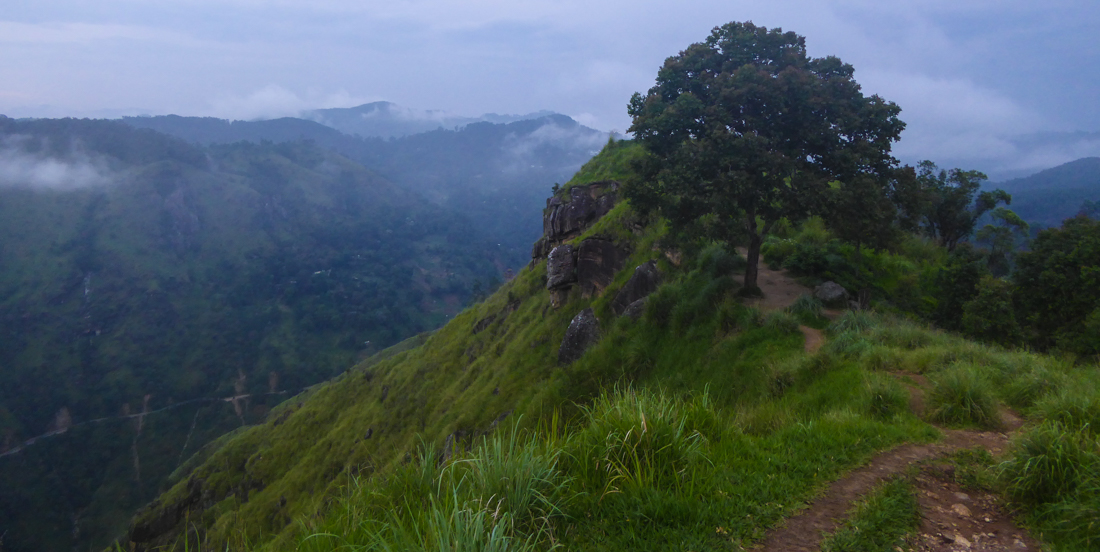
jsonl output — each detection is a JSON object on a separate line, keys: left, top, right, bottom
{"left": 1, "top": 1, "right": 1097, "bottom": 178}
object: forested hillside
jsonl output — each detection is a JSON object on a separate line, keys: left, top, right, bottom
{"left": 0, "top": 116, "right": 500, "bottom": 552}
{"left": 124, "top": 113, "right": 607, "bottom": 267}
{"left": 990, "top": 156, "right": 1100, "bottom": 228}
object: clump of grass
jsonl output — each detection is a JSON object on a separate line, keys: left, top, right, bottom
{"left": 1002, "top": 421, "right": 1099, "bottom": 507}
{"left": 565, "top": 388, "right": 708, "bottom": 496}
{"left": 767, "top": 359, "right": 801, "bottom": 398}
{"left": 824, "top": 330, "right": 871, "bottom": 359}
{"left": 820, "top": 478, "right": 920, "bottom": 552}
{"left": 1032, "top": 386, "right": 1100, "bottom": 435}
{"left": 1002, "top": 364, "right": 1067, "bottom": 410}
{"left": 787, "top": 293, "right": 824, "bottom": 319}
{"left": 857, "top": 344, "right": 906, "bottom": 372}
{"left": 1000, "top": 422, "right": 1100, "bottom": 550}
{"left": 926, "top": 365, "right": 1002, "bottom": 429}
{"left": 827, "top": 310, "right": 876, "bottom": 336}
{"left": 763, "top": 310, "right": 801, "bottom": 334}
{"left": 862, "top": 374, "right": 910, "bottom": 421}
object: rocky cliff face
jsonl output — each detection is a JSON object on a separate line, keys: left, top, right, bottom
{"left": 531, "top": 181, "right": 630, "bottom": 307}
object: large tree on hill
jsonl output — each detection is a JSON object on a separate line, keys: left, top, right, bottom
{"left": 625, "top": 21, "right": 905, "bottom": 289}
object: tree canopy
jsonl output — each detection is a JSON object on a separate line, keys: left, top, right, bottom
{"left": 625, "top": 21, "right": 905, "bottom": 289}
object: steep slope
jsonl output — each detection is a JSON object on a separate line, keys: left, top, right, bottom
{"left": 123, "top": 113, "right": 607, "bottom": 267}
{"left": 0, "top": 117, "right": 500, "bottom": 552}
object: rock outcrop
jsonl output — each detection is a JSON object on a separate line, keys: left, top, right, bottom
{"left": 543, "top": 181, "right": 619, "bottom": 244}
{"left": 546, "top": 244, "right": 577, "bottom": 290}
{"left": 577, "top": 238, "right": 627, "bottom": 297}
{"left": 612, "top": 260, "right": 661, "bottom": 315}
{"left": 814, "top": 281, "right": 850, "bottom": 308}
{"left": 559, "top": 308, "right": 601, "bottom": 364}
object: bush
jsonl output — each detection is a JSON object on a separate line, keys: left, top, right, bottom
{"left": 926, "top": 366, "right": 1002, "bottom": 429}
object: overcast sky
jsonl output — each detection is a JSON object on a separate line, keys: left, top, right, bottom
{"left": 2, "top": 1, "right": 1098, "bottom": 178}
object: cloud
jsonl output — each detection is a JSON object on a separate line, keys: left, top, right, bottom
{"left": 205, "top": 85, "right": 375, "bottom": 121}
{"left": 0, "top": 21, "right": 201, "bottom": 46}
{"left": 0, "top": 143, "right": 111, "bottom": 191}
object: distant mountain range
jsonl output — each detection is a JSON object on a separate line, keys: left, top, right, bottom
{"left": 124, "top": 107, "right": 608, "bottom": 267}
{"left": 990, "top": 156, "right": 1100, "bottom": 228}
{"left": 301, "top": 101, "right": 559, "bottom": 138}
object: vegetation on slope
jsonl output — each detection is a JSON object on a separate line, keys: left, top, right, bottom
{"left": 0, "top": 117, "right": 500, "bottom": 552}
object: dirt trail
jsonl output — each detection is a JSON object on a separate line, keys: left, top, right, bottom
{"left": 800, "top": 326, "right": 825, "bottom": 354}
{"left": 756, "top": 382, "right": 1037, "bottom": 551}
{"left": 736, "top": 248, "right": 811, "bottom": 312}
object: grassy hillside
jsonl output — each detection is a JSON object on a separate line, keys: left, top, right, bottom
{"left": 127, "top": 140, "right": 1100, "bottom": 552}
{"left": 0, "top": 117, "right": 501, "bottom": 552}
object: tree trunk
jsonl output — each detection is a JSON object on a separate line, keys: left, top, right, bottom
{"left": 744, "top": 231, "right": 762, "bottom": 291}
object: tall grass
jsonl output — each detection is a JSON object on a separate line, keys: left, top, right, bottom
{"left": 926, "top": 365, "right": 1002, "bottom": 429}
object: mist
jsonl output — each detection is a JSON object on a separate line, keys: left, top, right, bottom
{"left": 0, "top": 143, "right": 111, "bottom": 190}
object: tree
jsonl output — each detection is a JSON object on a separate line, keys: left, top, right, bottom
{"left": 975, "top": 207, "right": 1029, "bottom": 276}
{"left": 916, "top": 161, "right": 1010, "bottom": 251}
{"left": 962, "top": 275, "right": 1022, "bottom": 347}
{"left": 1014, "top": 215, "right": 1100, "bottom": 353}
{"left": 625, "top": 21, "right": 904, "bottom": 290}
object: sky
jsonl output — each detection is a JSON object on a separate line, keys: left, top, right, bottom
{"left": 1, "top": 0, "right": 1098, "bottom": 179}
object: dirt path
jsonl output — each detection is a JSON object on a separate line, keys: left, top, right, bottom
{"left": 736, "top": 248, "right": 811, "bottom": 312}
{"left": 756, "top": 381, "right": 1037, "bottom": 551}
{"left": 800, "top": 326, "right": 825, "bottom": 354}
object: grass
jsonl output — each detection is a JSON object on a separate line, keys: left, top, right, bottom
{"left": 926, "top": 365, "right": 1003, "bottom": 429}
{"left": 129, "top": 220, "right": 1100, "bottom": 552}
{"left": 819, "top": 477, "right": 920, "bottom": 552}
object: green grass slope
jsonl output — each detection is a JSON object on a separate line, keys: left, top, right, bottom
{"left": 128, "top": 141, "right": 1100, "bottom": 552}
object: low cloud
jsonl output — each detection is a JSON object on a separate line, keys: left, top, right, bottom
{"left": 206, "top": 85, "right": 375, "bottom": 121}
{"left": 0, "top": 143, "right": 111, "bottom": 191}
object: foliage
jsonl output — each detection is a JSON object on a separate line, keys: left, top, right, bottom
{"left": 914, "top": 161, "right": 1009, "bottom": 251}
{"left": 975, "top": 207, "right": 1029, "bottom": 276}
{"left": 0, "top": 118, "right": 501, "bottom": 552}
{"left": 961, "top": 276, "right": 1023, "bottom": 347}
{"left": 624, "top": 21, "right": 903, "bottom": 290}
{"left": 930, "top": 244, "right": 990, "bottom": 331}
{"left": 1014, "top": 215, "right": 1100, "bottom": 355}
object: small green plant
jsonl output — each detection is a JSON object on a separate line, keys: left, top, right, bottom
{"left": 926, "top": 365, "right": 1002, "bottom": 429}
{"left": 820, "top": 478, "right": 920, "bottom": 552}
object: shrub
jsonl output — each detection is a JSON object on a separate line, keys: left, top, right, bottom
{"left": 926, "top": 366, "right": 1002, "bottom": 429}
